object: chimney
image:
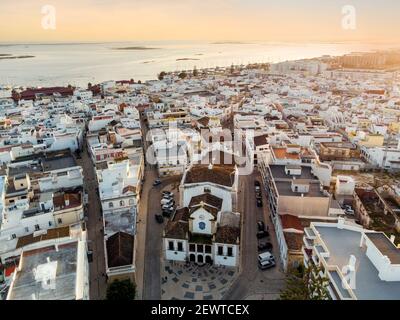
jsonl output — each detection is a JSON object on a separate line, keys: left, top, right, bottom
{"left": 64, "top": 194, "right": 70, "bottom": 207}
{"left": 338, "top": 217, "right": 345, "bottom": 229}
{"left": 390, "top": 235, "right": 396, "bottom": 244}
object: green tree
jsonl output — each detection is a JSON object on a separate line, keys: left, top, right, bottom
{"left": 158, "top": 71, "right": 166, "bottom": 80}
{"left": 280, "top": 263, "right": 330, "bottom": 300}
{"left": 178, "top": 71, "right": 187, "bottom": 79}
{"left": 106, "top": 279, "right": 136, "bottom": 300}
{"left": 193, "top": 66, "right": 199, "bottom": 77}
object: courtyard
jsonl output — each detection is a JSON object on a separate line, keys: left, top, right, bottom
{"left": 161, "top": 261, "right": 238, "bottom": 300}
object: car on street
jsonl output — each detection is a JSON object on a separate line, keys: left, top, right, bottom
{"left": 153, "top": 179, "right": 161, "bottom": 186}
{"left": 161, "top": 198, "right": 175, "bottom": 205}
{"left": 258, "top": 241, "right": 273, "bottom": 252}
{"left": 256, "top": 230, "right": 269, "bottom": 239}
{"left": 343, "top": 204, "right": 355, "bottom": 215}
{"left": 345, "top": 208, "right": 355, "bottom": 215}
{"left": 162, "top": 209, "right": 174, "bottom": 217}
{"left": 258, "top": 251, "right": 276, "bottom": 270}
{"left": 155, "top": 214, "right": 164, "bottom": 223}
{"left": 256, "top": 198, "right": 263, "bottom": 207}
{"left": 257, "top": 220, "right": 265, "bottom": 232}
{"left": 162, "top": 204, "right": 174, "bottom": 211}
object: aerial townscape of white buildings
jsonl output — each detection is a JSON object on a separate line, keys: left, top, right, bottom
{"left": 0, "top": 49, "right": 400, "bottom": 300}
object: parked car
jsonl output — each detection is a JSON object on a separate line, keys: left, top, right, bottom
{"left": 258, "top": 252, "right": 276, "bottom": 270}
{"left": 155, "top": 214, "right": 164, "bottom": 224}
{"left": 162, "top": 194, "right": 174, "bottom": 200}
{"left": 257, "top": 220, "right": 265, "bottom": 232}
{"left": 153, "top": 179, "right": 161, "bottom": 186}
{"left": 162, "top": 209, "right": 174, "bottom": 217}
{"left": 345, "top": 208, "right": 355, "bottom": 215}
{"left": 258, "top": 241, "right": 273, "bottom": 252}
{"left": 256, "top": 198, "right": 263, "bottom": 207}
{"left": 161, "top": 198, "right": 175, "bottom": 205}
{"left": 256, "top": 230, "right": 269, "bottom": 239}
{"left": 162, "top": 204, "right": 174, "bottom": 211}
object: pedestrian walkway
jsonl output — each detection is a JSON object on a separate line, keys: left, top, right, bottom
{"left": 161, "top": 261, "right": 238, "bottom": 300}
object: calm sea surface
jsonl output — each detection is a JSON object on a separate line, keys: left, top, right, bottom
{"left": 0, "top": 41, "right": 397, "bottom": 87}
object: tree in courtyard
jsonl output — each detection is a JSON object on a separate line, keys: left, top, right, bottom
{"left": 106, "top": 279, "right": 136, "bottom": 300}
{"left": 158, "top": 71, "right": 166, "bottom": 80}
{"left": 280, "top": 263, "right": 330, "bottom": 300}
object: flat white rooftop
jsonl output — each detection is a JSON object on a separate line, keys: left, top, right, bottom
{"left": 315, "top": 226, "right": 400, "bottom": 300}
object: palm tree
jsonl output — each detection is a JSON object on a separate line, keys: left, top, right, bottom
{"left": 280, "top": 264, "right": 330, "bottom": 300}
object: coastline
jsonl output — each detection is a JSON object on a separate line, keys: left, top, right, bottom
{"left": 0, "top": 42, "right": 398, "bottom": 87}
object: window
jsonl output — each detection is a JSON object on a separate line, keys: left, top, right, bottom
{"left": 205, "top": 245, "right": 211, "bottom": 254}
{"left": 217, "top": 246, "right": 223, "bottom": 256}
{"left": 189, "top": 244, "right": 196, "bottom": 252}
{"left": 48, "top": 221, "right": 52, "bottom": 227}
{"left": 120, "top": 200, "right": 125, "bottom": 207}
{"left": 227, "top": 247, "right": 233, "bottom": 257}
{"left": 204, "top": 187, "right": 211, "bottom": 193}
{"left": 11, "top": 234, "right": 16, "bottom": 239}
{"left": 197, "top": 244, "right": 203, "bottom": 252}
{"left": 129, "top": 199, "right": 134, "bottom": 205}
{"left": 34, "top": 224, "right": 40, "bottom": 231}
{"left": 168, "top": 241, "right": 174, "bottom": 251}
{"left": 58, "top": 218, "right": 62, "bottom": 224}
{"left": 199, "top": 222, "right": 206, "bottom": 230}
{"left": 109, "top": 202, "right": 114, "bottom": 208}
{"left": 177, "top": 242, "right": 183, "bottom": 252}
{"left": 24, "top": 227, "right": 29, "bottom": 233}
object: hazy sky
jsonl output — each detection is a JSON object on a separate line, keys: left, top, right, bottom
{"left": 1, "top": 0, "right": 399, "bottom": 43}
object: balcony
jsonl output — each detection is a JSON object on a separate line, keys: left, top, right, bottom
{"left": 303, "top": 237, "right": 314, "bottom": 249}
{"left": 304, "top": 227, "right": 317, "bottom": 239}
{"left": 302, "top": 246, "right": 313, "bottom": 259}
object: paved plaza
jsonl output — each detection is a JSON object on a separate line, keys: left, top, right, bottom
{"left": 161, "top": 261, "right": 238, "bottom": 300}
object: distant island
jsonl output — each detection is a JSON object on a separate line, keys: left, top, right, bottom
{"left": 176, "top": 58, "right": 200, "bottom": 61}
{"left": 0, "top": 54, "right": 35, "bottom": 60}
{"left": 211, "top": 41, "right": 250, "bottom": 45}
{"left": 113, "top": 46, "right": 159, "bottom": 50}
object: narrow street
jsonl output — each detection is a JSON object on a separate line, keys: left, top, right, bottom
{"left": 136, "top": 113, "right": 164, "bottom": 300}
{"left": 224, "top": 170, "right": 285, "bottom": 300}
{"left": 77, "top": 139, "right": 107, "bottom": 300}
